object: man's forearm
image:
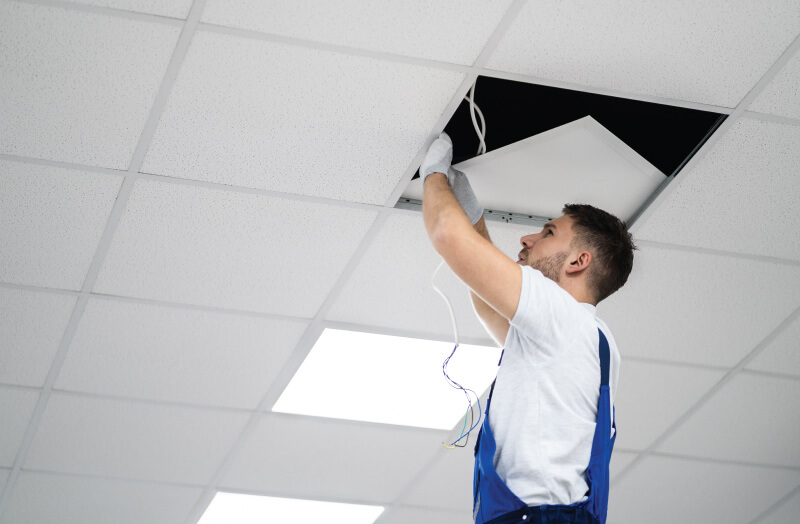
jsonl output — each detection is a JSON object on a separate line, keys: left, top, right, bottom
{"left": 470, "top": 217, "right": 497, "bottom": 313}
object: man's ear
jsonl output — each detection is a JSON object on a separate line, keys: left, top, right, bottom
{"left": 566, "top": 251, "right": 591, "bottom": 274}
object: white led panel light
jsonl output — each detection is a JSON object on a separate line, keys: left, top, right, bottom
{"left": 198, "top": 492, "right": 383, "bottom": 524}
{"left": 273, "top": 329, "right": 502, "bottom": 430}
{"left": 403, "top": 116, "right": 665, "bottom": 222}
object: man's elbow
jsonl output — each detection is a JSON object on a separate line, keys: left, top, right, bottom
{"left": 428, "top": 214, "right": 459, "bottom": 256}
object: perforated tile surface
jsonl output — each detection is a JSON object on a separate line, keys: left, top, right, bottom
{"left": 0, "top": 2, "right": 180, "bottom": 168}
{"left": 141, "top": 30, "right": 464, "bottom": 204}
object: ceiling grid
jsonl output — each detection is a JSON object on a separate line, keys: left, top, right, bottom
{"left": 1, "top": 0, "right": 800, "bottom": 522}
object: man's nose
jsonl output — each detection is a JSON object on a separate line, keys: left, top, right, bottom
{"left": 520, "top": 233, "right": 538, "bottom": 248}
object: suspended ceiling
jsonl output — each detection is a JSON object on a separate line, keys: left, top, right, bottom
{"left": 1, "top": 1, "right": 800, "bottom": 523}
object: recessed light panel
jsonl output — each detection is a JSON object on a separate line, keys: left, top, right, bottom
{"left": 403, "top": 116, "right": 664, "bottom": 221}
{"left": 197, "top": 492, "right": 384, "bottom": 524}
{"left": 273, "top": 329, "right": 502, "bottom": 430}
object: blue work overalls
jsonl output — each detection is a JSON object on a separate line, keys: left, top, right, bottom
{"left": 473, "top": 329, "right": 616, "bottom": 524}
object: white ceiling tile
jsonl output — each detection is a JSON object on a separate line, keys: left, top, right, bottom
{"left": 598, "top": 244, "right": 800, "bottom": 367}
{"left": 0, "top": 468, "right": 7, "bottom": 493}
{"left": 0, "top": 2, "right": 180, "bottom": 169}
{"left": 614, "top": 361, "right": 724, "bottom": 450}
{"left": 0, "top": 387, "right": 39, "bottom": 467}
{"left": 140, "top": 30, "right": 464, "bottom": 205}
{"left": 220, "top": 414, "right": 445, "bottom": 503}
{"left": 327, "top": 212, "right": 527, "bottom": 343}
{"left": 93, "top": 179, "right": 378, "bottom": 317}
{"left": 66, "top": 0, "right": 192, "bottom": 18}
{"left": 0, "top": 160, "right": 122, "bottom": 290}
{"left": 0, "top": 472, "right": 201, "bottom": 524}
{"left": 55, "top": 298, "right": 308, "bottom": 409}
{"left": 759, "top": 487, "right": 800, "bottom": 524}
{"left": 657, "top": 373, "right": 800, "bottom": 467}
{"left": 0, "top": 288, "right": 76, "bottom": 388}
{"left": 608, "top": 455, "right": 800, "bottom": 524}
{"left": 749, "top": 47, "right": 800, "bottom": 120}
{"left": 201, "top": 0, "right": 514, "bottom": 65}
{"left": 24, "top": 393, "right": 249, "bottom": 484}
{"left": 746, "top": 314, "right": 800, "bottom": 377}
{"left": 609, "top": 451, "right": 638, "bottom": 482}
{"left": 634, "top": 118, "right": 800, "bottom": 260}
{"left": 403, "top": 449, "right": 473, "bottom": 511}
{"left": 377, "top": 506, "right": 472, "bottom": 524}
{"left": 487, "top": 1, "right": 800, "bottom": 107}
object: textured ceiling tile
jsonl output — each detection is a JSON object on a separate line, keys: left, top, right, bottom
{"left": 24, "top": 393, "right": 249, "bottom": 485}
{"left": 658, "top": 373, "right": 800, "bottom": 467}
{"left": 0, "top": 2, "right": 180, "bottom": 169}
{"left": 140, "top": 30, "right": 464, "bottom": 205}
{"left": 378, "top": 506, "right": 472, "bottom": 524}
{"left": 0, "top": 160, "right": 122, "bottom": 290}
{"left": 66, "top": 0, "right": 192, "bottom": 18}
{"left": 597, "top": 244, "right": 800, "bottom": 367}
{"left": 0, "top": 288, "right": 76, "bottom": 388}
{"left": 327, "top": 211, "right": 528, "bottom": 343}
{"left": 0, "top": 469, "right": 7, "bottom": 494}
{"left": 634, "top": 118, "right": 800, "bottom": 260}
{"left": 0, "top": 387, "right": 39, "bottom": 467}
{"left": 609, "top": 451, "right": 638, "bottom": 482}
{"left": 403, "top": 449, "right": 473, "bottom": 511}
{"left": 745, "top": 313, "right": 800, "bottom": 377}
{"left": 749, "top": 47, "right": 800, "bottom": 119}
{"left": 220, "top": 414, "right": 444, "bottom": 503}
{"left": 608, "top": 456, "right": 800, "bottom": 524}
{"left": 613, "top": 361, "right": 724, "bottom": 451}
{"left": 759, "top": 489, "right": 800, "bottom": 524}
{"left": 201, "top": 0, "right": 514, "bottom": 65}
{"left": 487, "top": 0, "right": 800, "bottom": 107}
{"left": 93, "top": 179, "right": 378, "bottom": 317}
{"left": 56, "top": 297, "right": 307, "bottom": 409}
{"left": 0, "top": 472, "right": 202, "bottom": 524}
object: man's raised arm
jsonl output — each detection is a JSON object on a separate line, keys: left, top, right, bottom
{"left": 420, "top": 134, "right": 521, "bottom": 344}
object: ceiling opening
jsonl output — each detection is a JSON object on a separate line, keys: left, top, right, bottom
{"left": 400, "top": 75, "right": 727, "bottom": 226}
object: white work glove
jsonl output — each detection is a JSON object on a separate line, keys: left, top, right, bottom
{"left": 419, "top": 132, "right": 454, "bottom": 182}
{"left": 447, "top": 166, "right": 484, "bottom": 225}
{"left": 419, "top": 133, "right": 484, "bottom": 225}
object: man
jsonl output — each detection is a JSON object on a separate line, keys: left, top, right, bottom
{"left": 420, "top": 133, "right": 635, "bottom": 524}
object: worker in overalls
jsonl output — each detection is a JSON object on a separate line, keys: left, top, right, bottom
{"left": 420, "top": 133, "right": 635, "bottom": 524}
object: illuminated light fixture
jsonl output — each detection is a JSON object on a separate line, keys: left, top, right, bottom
{"left": 197, "top": 492, "right": 384, "bottom": 524}
{"left": 273, "top": 328, "right": 502, "bottom": 430}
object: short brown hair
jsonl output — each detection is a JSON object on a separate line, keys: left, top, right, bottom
{"left": 562, "top": 204, "right": 636, "bottom": 303}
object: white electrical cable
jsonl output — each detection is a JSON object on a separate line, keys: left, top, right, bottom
{"left": 465, "top": 79, "right": 487, "bottom": 155}
{"left": 431, "top": 259, "right": 459, "bottom": 346}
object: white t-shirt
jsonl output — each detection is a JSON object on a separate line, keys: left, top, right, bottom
{"left": 489, "top": 265, "right": 620, "bottom": 506}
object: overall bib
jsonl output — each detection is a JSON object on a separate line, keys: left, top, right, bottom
{"left": 473, "top": 329, "right": 616, "bottom": 524}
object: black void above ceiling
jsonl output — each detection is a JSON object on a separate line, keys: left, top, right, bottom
{"left": 417, "top": 76, "right": 726, "bottom": 179}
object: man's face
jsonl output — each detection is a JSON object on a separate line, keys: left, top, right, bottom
{"left": 517, "top": 214, "right": 575, "bottom": 283}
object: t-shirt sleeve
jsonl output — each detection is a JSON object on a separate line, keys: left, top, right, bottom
{"left": 508, "top": 265, "right": 582, "bottom": 360}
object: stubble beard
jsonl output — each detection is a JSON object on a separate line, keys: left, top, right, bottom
{"left": 526, "top": 250, "right": 569, "bottom": 283}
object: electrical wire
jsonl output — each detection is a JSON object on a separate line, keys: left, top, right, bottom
{"left": 433, "top": 261, "right": 482, "bottom": 448}
{"left": 465, "top": 79, "right": 487, "bottom": 155}
{"left": 436, "top": 77, "right": 488, "bottom": 449}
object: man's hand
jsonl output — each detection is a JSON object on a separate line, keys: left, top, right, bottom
{"left": 447, "top": 167, "right": 483, "bottom": 225}
{"left": 420, "top": 133, "right": 484, "bottom": 224}
{"left": 419, "top": 132, "right": 453, "bottom": 182}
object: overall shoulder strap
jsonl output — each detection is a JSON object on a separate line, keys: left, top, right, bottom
{"left": 598, "top": 328, "right": 610, "bottom": 387}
